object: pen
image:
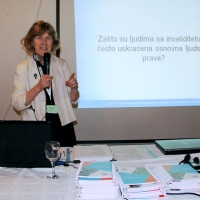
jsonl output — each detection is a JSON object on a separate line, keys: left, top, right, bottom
{"left": 56, "top": 160, "right": 81, "bottom": 165}
{"left": 170, "top": 189, "right": 181, "bottom": 191}
{"left": 56, "top": 161, "right": 66, "bottom": 165}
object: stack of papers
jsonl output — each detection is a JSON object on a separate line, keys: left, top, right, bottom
{"left": 73, "top": 145, "right": 113, "bottom": 161}
{"left": 115, "top": 163, "right": 166, "bottom": 199}
{"left": 75, "top": 161, "right": 119, "bottom": 199}
{"left": 148, "top": 163, "right": 200, "bottom": 194}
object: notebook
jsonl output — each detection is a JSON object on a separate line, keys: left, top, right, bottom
{"left": 0, "top": 120, "right": 52, "bottom": 168}
{"left": 155, "top": 138, "right": 200, "bottom": 155}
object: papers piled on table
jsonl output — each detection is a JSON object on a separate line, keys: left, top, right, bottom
{"left": 73, "top": 145, "right": 113, "bottom": 161}
{"left": 109, "top": 144, "right": 165, "bottom": 161}
{"left": 148, "top": 163, "right": 200, "bottom": 195}
{"left": 75, "top": 161, "right": 119, "bottom": 199}
{"left": 114, "top": 163, "right": 166, "bottom": 199}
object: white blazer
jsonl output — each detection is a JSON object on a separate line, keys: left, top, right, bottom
{"left": 12, "top": 55, "right": 77, "bottom": 126}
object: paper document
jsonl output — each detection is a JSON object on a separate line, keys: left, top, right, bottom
{"left": 109, "top": 144, "right": 165, "bottom": 161}
{"left": 73, "top": 145, "right": 113, "bottom": 161}
{"left": 114, "top": 162, "right": 166, "bottom": 199}
{"left": 75, "top": 161, "right": 119, "bottom": 199}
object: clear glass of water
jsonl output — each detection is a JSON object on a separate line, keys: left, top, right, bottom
{"left": 45, "top": 141, "right": 60, "bottom": 179}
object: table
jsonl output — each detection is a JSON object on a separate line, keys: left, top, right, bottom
{"left": 1, "top": 144, "right": 200, "bottom": 200}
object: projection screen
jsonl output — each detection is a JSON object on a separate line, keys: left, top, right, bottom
{"left": 74, "top": 0, "right": 200, "bottom": 109}
{"left": 60, "top": 0, "right": 200, "bottom": 142}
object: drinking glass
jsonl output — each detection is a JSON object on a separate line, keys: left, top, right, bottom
{"left": 45, "top": 141, "right": 60, "bottom": 179}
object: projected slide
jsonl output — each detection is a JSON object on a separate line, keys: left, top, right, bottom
{"left": 74, "top": 0, "right": 200, "bottom": 108}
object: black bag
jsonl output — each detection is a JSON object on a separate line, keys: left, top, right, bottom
{"left": 0, "top": 121, "right": 52, "bottom": 168}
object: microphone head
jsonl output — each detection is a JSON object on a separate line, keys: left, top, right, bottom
{"left": 43, "top": 53, "right": 51, "bottom": 62}
{"left": 184, "top": 154, "right": 191, "bottom": 163}
{"left": 43, "top": 53, "right": 51, "bottom": 74}
{"left": 193, "top": 157, "right": 199, "bottom": 164}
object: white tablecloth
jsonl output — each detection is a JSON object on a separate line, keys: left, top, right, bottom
{"left": 0, "top": 164, "right": 200, "bottom": 200}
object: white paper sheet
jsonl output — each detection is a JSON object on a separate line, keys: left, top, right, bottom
{"left": 73, "top": 145, "right": 113, "bottom": 161}
{"left": 109, "top": 144, "right": 168, "bottom": 161}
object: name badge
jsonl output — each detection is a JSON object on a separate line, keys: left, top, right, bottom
{"left": 46, "top": 105, "right": 58, "bottom": 114}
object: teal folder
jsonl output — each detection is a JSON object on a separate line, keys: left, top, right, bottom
{"left": 155, "top": 138, "right": 200, "bottom": 155}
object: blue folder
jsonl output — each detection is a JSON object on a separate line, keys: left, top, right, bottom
{"left": 155, "top": 138, "right": 200, "bottom": 155}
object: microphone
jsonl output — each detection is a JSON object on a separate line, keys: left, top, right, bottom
{"left": 179, "top": 154, "right": 191, "bottom": 165}
{"left": 193, "top": 157, "right": 199, "bottom": 164}
{"left": 43, "top": 53, "right": 51, "bottom": 74}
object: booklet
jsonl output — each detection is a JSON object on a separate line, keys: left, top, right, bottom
{"left": 116, "top": 165, "right": 160, "bottom": 188}
{"left": 73, "top": 145, "right": 113, "bottom": 161}
{"left": 147, "top": 163, "right": 200, "bottom": 184}
{"left": 77, "top": 161, "right": 113, "bottom": 180}
{"left": 146, "top": 163, "right": 200, "bottom": 194}
{"left": 75, "top": 161, "right": 118, "bottom": 185}
{"left": 115, "top": 163, "right": 166, "bottom": 199}
{"left": 76, "top": 161, "right": 119, "bottom": 199}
